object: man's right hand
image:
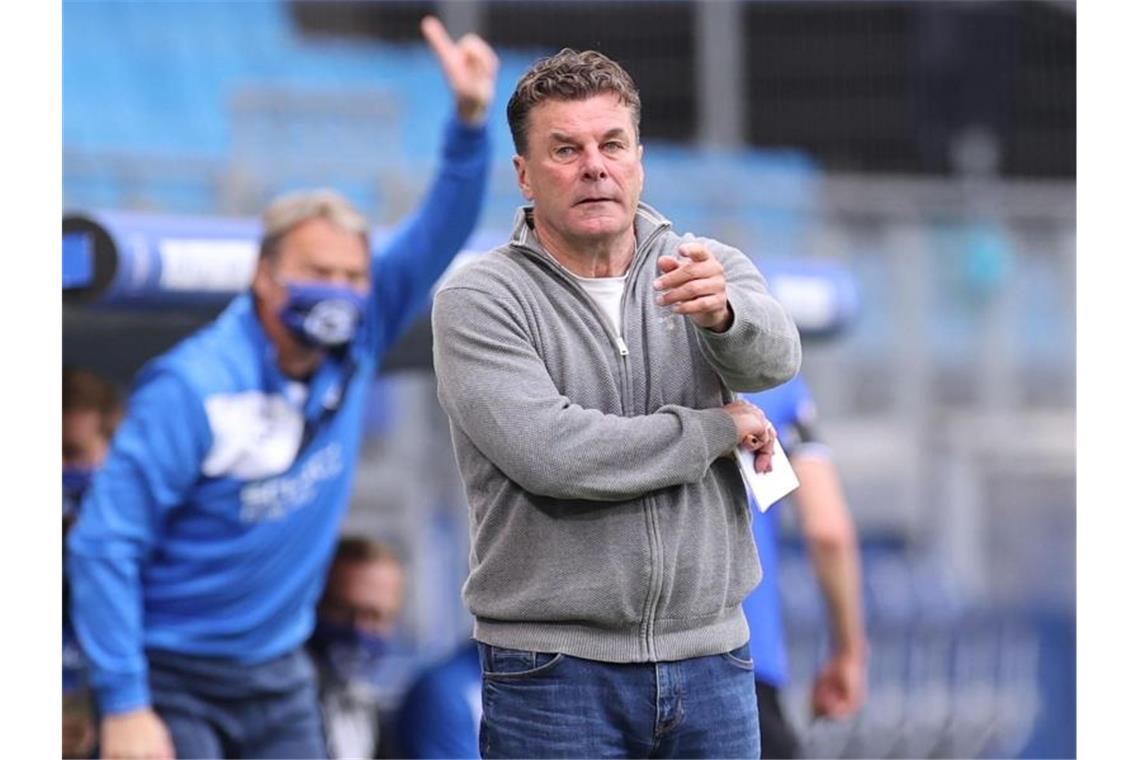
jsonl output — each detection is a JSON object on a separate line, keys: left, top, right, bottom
{"left": 100, "top": 708, "right": 175, "bottom": 760}
{"left": 724, "top": 399, "right": 776, "bottom": 473}
{"left": 420, "top": 15, "right": 499, "bottom": 126}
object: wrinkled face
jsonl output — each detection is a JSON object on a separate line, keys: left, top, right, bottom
{"left": 318, "top": 559, "right": 405, "bottom": 637}
{"left": 514, "top": 93, "right": 644, "bottom": 246}
{"left": 253, "top": 217, "right": 370, "bottom": 320}
{"left": 62, "top": 409, "right": 109, "bottom": 469}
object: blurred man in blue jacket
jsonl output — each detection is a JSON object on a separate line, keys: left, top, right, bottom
{"left": 743, "top": 375, "right": 868, "bottom": 758}
{"left": 67, "top": 17, "right": 498, "bottom": 760}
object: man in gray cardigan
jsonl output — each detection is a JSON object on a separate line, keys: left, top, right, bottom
{"left": 432, "top": 48, "right": 802, "bottom": 758}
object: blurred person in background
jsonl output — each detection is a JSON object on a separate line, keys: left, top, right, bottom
{"left": 432, "top": 49, "right": 800, "bottom": 758}
{"left": 62, "top": 366, "right": 123, "bottom": 759}
{"left": 66, "top": 17, "right": 498, "bottom": 760}
{"left": 742, "top": 375, "right": 868, "bottom": 759}
{"left": 394, "top": 640, "right": 481, "bottom": 759}
{"left": 63, "top": 366, "right": 123, "bottom": 531}
{"left": 307, "top": 536, "right": 408, "bottom": 759}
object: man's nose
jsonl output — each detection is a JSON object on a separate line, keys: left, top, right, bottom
{"left": 580, "top": 145, "right": 608, "bottom": 180}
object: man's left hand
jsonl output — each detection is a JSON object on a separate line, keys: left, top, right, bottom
{"left": 421, "top": 16, "right": 499, "bottom": 125}
{"left": 654, "top": 243, "right": 732, "bottom": 332}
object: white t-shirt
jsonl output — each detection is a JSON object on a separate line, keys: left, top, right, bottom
{"left": 568, "top": 271, "right": 629, "bottom": 338}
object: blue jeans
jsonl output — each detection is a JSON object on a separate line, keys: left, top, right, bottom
{"left": 147, "top": 647, "right": 327, "bottom": 759}
{"left": 477, "top": 641, "right": 761, "bottom": 759}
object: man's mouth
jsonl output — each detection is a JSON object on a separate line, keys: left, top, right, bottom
{"left": 575, "top": 197, "right": 614, "bottom": 205}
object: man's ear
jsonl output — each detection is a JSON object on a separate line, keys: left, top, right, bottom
{"left": 636, "top": 143, "right": 645, "bottom": 191}
{"left": 513, "top": 155, "right": 534, "bottom": 201}
{"left": 251, "top": 258, "right": 273, "bottom": 301}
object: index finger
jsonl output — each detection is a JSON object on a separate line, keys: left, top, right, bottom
{"left": 653, "top": 254, "right": 719, "bottom": 289}
{"left": 654, "top": 264, "right": 697, "bottom": 290}
{"left": 421, "top": 15, "right": 458, "bottom": 66}
{"left": 677, "top": 242, "right": 712, "bottom": 261}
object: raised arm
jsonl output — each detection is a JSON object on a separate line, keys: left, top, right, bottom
{"left": 368, "top": 17, "right": 497, "bottom": 348}
{"left": 433, "top": 284, "right": 754, "bottom": 502}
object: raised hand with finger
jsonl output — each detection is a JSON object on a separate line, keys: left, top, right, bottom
{"left": 420, "top": 15, "right": 499, "bottom": 125}
{"left": 653, "top": 241, "right": 733, "bottom": 333}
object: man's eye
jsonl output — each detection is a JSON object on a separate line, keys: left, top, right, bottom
{"left": 554, "top": 146, "right": 576, "bottom": 158}
{"left": 603, "top": 141, "right": 624, "bottom": 152}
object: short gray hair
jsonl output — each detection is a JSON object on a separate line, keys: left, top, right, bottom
{"left": 258, "top": 188, "right": 370, "bottom": 263}
{"left": 507, "top": 49, "right": 641, "bottom": 156}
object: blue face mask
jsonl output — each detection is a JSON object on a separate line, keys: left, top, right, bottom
{"left": 276, "top": 281, "right": 367, "bottom": 348}
{"left": 307, "top": 618, "right": 392, "bottom": 685}
{"left": 63, "top": 466, "right": 94, "bottom": 520}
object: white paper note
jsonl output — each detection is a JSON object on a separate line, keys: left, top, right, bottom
{"left": 734, "top": 438, "right": 799, "bottom": 512}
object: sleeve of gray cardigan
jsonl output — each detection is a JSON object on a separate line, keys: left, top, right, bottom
{"left": 432, "top": 286, "right": 741, "bottom": 502}
{"left": 693, "top": 238, "right": 803, "bottom": 392}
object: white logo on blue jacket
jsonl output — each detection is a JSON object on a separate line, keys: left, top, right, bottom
{"left": 239, "top": 442, "right": 344, "bottom": 523}
{"left": 203, "top": 391, "right": 305, "bottom": 480}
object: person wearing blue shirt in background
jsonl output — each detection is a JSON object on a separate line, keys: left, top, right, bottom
{"left": 308, "top": 536, "right": 410, "bottom": 759}
{"left": 66, "top": 17, "right": 498, "bottom": 760}
{"left": 62, "top": 367, "right": 123, "bottom": 759}
{"left": 395, "top": 641, "right": 482, "bottom": 759}
{"left": 742, "top": 375, "right": 869, "bottom": 758}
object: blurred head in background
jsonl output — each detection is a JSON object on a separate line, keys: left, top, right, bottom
{"left": 62, "top": 366, "right": 122, "bottom": 527}
{"left": 62, "top": 365, "right": 122, "bottom": 759}
{"left": 309, "top": 536, "right": 407, "bottom": 685}
{"left": 252, "top": 189, "right": 372, "bottom": 371}
{"left": 509, "top": 49, "right": 645, "bottom": 260}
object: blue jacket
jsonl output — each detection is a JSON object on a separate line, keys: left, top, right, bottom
{"left": 396, "top": 641, "right": 481, "bottom": 759}
{"left": 741, "top": 374, "right": 825, "bottom": 686}
{"left": 67, "top": 115, "right": 489, "bottom": 716}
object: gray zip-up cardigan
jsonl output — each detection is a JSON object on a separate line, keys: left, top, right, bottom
{"left": 432, "top": 202, "right": 802, "bottom": 663}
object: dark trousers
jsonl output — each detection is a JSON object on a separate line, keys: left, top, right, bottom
{"left": 756, "top": 679, "right": 801, "bottom": 759}
{"left": 147, "top": 647, "right": 328, "bottom": 759}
